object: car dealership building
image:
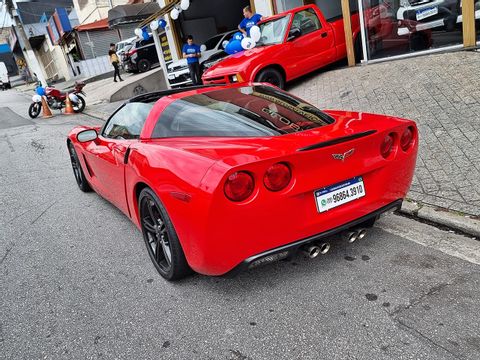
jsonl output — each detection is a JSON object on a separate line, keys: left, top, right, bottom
{"left": 146, "top": 0, "right": 479, "bottom": 67}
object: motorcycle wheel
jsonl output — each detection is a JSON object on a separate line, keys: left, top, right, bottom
{"left": 72, "top": 95, "right": 86, "bottom": 113}
{"left": 28, "top": 102, "right": 42, "bottom": 119}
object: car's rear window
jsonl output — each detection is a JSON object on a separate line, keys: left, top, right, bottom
{"left": 151, "top": 85, "right": 333, "bottom": 138}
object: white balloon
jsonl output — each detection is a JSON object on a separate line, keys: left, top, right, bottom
{"left": 170, "top": 8, "right": 179, "bottom": 20}
{"left": 222, "top": 40, "right": 229, "bottom": 49}
{"left": 134, "top": 28, "right": 143, "bottom": 37}
{"left": 150, "top": 20, "right": 159, "bottom": 31}
{"left": 250, "top": 26, "right": 261, "bottom": 42}
{"left": 180, "top": 0, "right": 190, "bottom": 11}
{"left": 241, "top": 37, "right": 256, "bottom": 50}
{"left": 200, "top": 44, "right": 207, "bottom": 52}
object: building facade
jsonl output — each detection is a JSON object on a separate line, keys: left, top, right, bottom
{"left": 152, "top": 0, "right": 479, "bottom": 64}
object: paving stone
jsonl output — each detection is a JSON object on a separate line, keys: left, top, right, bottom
{"left": 289, "top": 52, "right": 480, "bottom": 216}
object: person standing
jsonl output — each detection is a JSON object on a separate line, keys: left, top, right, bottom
{"left": 238, "top": 6, "right": 263, "bottom": 37}
{"left": 108, "top": 43, "right": 123, "bottom": 83}
{"left": 182, "top": 35, "right": 202, "bottom": 85}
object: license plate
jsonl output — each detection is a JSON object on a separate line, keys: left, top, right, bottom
{"left": 314, "top": 177, "right": 366, "bottom": 213}
{"left": 416, "top": 7, "right": 438, "bottom": 21}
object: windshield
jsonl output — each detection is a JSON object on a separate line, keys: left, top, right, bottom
{"left": 151, "top": 85, "right": 334, "bottom": 138}
{"left": 204, "top": 34, "right": 224, "bottom": 50}
{"left": 257, "top": 15, "right": 290, "bottom": 46}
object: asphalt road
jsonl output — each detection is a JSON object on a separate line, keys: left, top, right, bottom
{"left": 1, "top": 89, "right": 480, "bottom": 360}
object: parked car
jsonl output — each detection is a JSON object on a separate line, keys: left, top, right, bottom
{"left": 116, "top": 36, "right": 136, "bottom": 58}
{"left": 67, "top": 83, "right": 418, "bottom": 281}
{"left": 0, "top": 62, "right": 11, "bottom": 90}
{"left": 202, "top": 5, "right": 362, "bottom": 89}
{"left": 122, "top": 36, "right": 159, "bottom": 73}
{"left": 396, "top": 0, "right": 480, "bottom": 35}
{"left": 167, "top": 30, "right": 235, "bottom": 87}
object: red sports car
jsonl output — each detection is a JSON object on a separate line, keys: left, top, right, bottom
{"left": 67, "top": 84, "right": 418, "bottom": 281}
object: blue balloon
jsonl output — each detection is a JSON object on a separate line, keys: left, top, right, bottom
{"left": 142, "top": 28, "right": 150, "bottom": 40}
{"left": 232, "top": 32, "right": 244, "bottom": 41}
{"left": 36, "top": 86, "right": 45, "bottom": 96}
{"left": 159, "top": 19, "right": 167, "bottom": 29}
{"left": 225, "top": 40, "right": 243, "bottom": 55}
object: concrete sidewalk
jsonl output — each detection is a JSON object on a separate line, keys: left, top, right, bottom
{"left": 290, "top": 51, "right": 480, "bottom": 217}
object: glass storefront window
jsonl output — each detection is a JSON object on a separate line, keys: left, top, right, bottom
{"left": 362, "top": 0, "right": 467, "bottom": 60}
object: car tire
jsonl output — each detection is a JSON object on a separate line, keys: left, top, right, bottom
{"left": 139, "top": 188, "right": 192, "bottom": 281}
{"left": 67, "top": 141, "right": 92, "bottom": 192}
{"left": 72, "top": 94, "right": 86, "bottom": 113}
{"left": 255, "top": 68, "right": 285, "bottom": 89}
{"left": 28, "top": 102, "right": 41, "bottom": 119}
{"left": 137, "top": 59, "right": 151, "bottom": 73}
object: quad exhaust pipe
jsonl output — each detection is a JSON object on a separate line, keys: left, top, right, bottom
{"left": 301, "top": 228, "right": 367, "bottom": 259}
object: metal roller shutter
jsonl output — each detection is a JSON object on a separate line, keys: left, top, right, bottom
{"left": 78, "top": 30, "right": 120, "bottom": 60}
{"left": 118, "top": 24, "right": 138, "bottom": 40}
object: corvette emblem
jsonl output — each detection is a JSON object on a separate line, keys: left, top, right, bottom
{"left": 332, "top": 149, "right": 355, "bottom": 162}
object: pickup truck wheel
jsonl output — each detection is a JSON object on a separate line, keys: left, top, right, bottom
{"left": 255, "top": 68, "right": 285, "bottom": 89}
{"left": 137, "top": 59, "right": 151, "bottom": 73}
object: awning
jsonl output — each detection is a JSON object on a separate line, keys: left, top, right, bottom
{"left": 75, "top": 18, "right": 109, "bottom": 32}
{"left": 108, "top": 3, "right": 160, "bottom": 28}
{"left": 28, "top": 35, "right": 46, "bottom": 50}
{"left": 139, "top": 0, "right": 180, "bottom": 28}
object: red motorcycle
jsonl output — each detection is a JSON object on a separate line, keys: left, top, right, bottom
{"left": 29, "top": 81, "right": 87, "bottom": 118}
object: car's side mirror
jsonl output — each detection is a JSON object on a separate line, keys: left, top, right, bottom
{"left": 288, "top": 27, "right": 302, "bottom": 41}
{"left": 77, "top": 129, "right": 98, "bottom": 143}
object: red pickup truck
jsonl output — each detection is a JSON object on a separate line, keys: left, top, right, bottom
{"left": 202, "top": 5, "right": 361, "bottom": 89}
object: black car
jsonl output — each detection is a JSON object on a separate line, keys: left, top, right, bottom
{"left": 122, "top": 37, "right": 159, "bottom": 73}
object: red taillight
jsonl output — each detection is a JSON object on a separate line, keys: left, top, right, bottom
{"left": 264, "top": 163, "right": 292, "bottom": 192}
{"left": 381, "top": 134, "right": 395, "bottom": 159}
{"left": 224, "top": 171, "right": 254, "bottom": 202}
{"left": 400, "top": 127, "right": 414, "bottom": 151}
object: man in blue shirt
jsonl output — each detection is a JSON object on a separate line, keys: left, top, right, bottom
{"left": 182, "top": 35, "right": 202, "bottom": 85}
{"left": 238, "top": 6, "right": 264, "bottom": 37}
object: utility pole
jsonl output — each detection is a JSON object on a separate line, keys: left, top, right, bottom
{"left": 4, "top": 0, "right": 47, "bottom": 86}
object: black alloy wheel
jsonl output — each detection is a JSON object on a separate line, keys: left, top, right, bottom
{"left": 72, "top": 95, "right": 86, "bottom": 113}
{"left": 139, "top": 188, "right": 191, "bottom": 280}
{"left": 137, "top": 59, "right": 151, "bottom": 73}
{"left": 255, "top": 68, "right": 285, "bottom": 89}
{"left": 67, "top": 142, "right": 92, "bottom": 192}
{"left": 28, "top": 102, "right": 42, "bottom": 119}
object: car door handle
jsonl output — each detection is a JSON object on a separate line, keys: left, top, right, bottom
{"left": 321, "top": 32, "right": 328, "bottom": 38}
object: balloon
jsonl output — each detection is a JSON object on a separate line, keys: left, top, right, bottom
{"left": 222, "top": 40, "right": 229, "bottom": 49}
{"left": 142, "top": 29, "right": 150, "bottom": 40}
{"left": 134, "top": 28, "right": 142, "bottom": 37}
{"left": 232, "top": 32, "right": 244, "bottom": 41}
{"left": 159, "top": 19, "right": 167, "bottom": 29}
{"left": 32, "top": 94, "right": 42, "bottom": 103}
{"left": 171, "top": 8, "right": 179, "bottom": 20}
{"left": 225, "top": 40, "right": 243, "bottom": 55}
{"left": 180, "top": 0, "right": 190, "bottom": 11}
{"left": 36, "top": 86, "right": 45, "bottom": 96}
{"left": 241, "top": 37, "right": 256, "bottom": 50}
{"left": 250, "top": 26, "right": 261, "bottom": 42}
{"left": 150, "top": 20, "right": 159, "bottom": 31}
{"left": 200, "top": 44, "right": 207, "bottom": 52}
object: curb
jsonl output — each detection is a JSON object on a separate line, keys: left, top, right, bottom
{"left": 400, "top": 200, "right": 480, "bottom": 238}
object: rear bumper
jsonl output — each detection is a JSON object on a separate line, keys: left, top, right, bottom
{"left": 225, "top": 199, "right": 402, "bottom": 276}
